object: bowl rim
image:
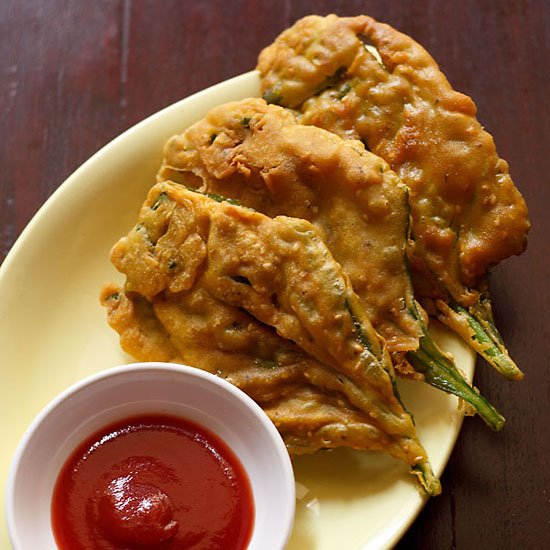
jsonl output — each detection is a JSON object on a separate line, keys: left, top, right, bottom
{"left": 5, "top": 361, "right": 296, "bottom": 550}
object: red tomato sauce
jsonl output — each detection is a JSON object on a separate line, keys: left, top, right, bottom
{"left": 51, "top": 414, "right": 254, "bottom": 549}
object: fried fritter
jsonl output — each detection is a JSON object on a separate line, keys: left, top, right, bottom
{"left": 257, "top": 14, "right": 530, "bottom": 379}
{"left": 100, "top": 285, "right": 420, "bottom": 461}
{"left": 104, "top": 181, "right": 440, "bottom": 494}
{"left": 158, "top": 98, "right": 421, "bottom": 355}
{"left": 157, "top": 98, "right": 504, "bottom": 430}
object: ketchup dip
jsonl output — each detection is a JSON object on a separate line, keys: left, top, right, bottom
{"left": 51, "top": 414, "right": 254, "bottom": 549}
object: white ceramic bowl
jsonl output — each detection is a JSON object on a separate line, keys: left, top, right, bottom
{"left": 6, "top": 362, "right": 295, "bottom": 550}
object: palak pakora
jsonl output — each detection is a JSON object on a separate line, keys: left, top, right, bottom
{"left": 158, "top": 98, "right": 503, "bottom": 429}
{"left": 258, "top": 14, "right": 530, "bottom": 380}
{"left": 101, "top": 14, "right": 530, "bottom": 499}
{"left": 103, "top": 181, "right": 440, "bottom": 494}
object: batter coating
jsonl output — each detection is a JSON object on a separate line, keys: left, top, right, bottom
{"left": 103, "top": 182, "right": 440, "bottom": 493}
{"left": 159, "top": 98, "right": 421, "bottom": 354}
{"left": 157, "top": 99, "right": 504, "bottom": 430}
{"left": 100, "top": 286, "right": 420, "bottom": 462}
{"left": 258, "top": 14, "right": 529, "bottom": 378}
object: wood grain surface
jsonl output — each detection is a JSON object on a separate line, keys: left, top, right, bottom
{"left": 1, "top": 1, "right": 549, "bottom": 548}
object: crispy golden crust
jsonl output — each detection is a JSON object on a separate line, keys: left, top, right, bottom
{"left": 158, "top": 98, "right": 423, "bottom": 354}
{"left": 100, "top": 283, "right": 181, "bottom": 363}
{"left": 267, "top": 387, "right": 405, "bottom": 457}
{"left": 257, "top": 14, "right": 362, "bottom": 108}
{"left": 258, "top": 14, "right": 530, "bottom": 306}
{"left": 106, "top": 181, "right": 434, "bottom": 473}
{"left": 101, "top": 285, "right": 395, "bottom": 456}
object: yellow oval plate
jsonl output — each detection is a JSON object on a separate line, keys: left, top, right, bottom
{"left": 0, "top": 71, "right": 474, "bottom": 550}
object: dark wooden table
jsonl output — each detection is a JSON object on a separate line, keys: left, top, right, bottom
{"left": 2, "top": 1, "right": 549, "bottom": 548}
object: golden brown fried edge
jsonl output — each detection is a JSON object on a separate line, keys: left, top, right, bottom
{"left": 257, "top": 14, "right": 529, "bottom": 379}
